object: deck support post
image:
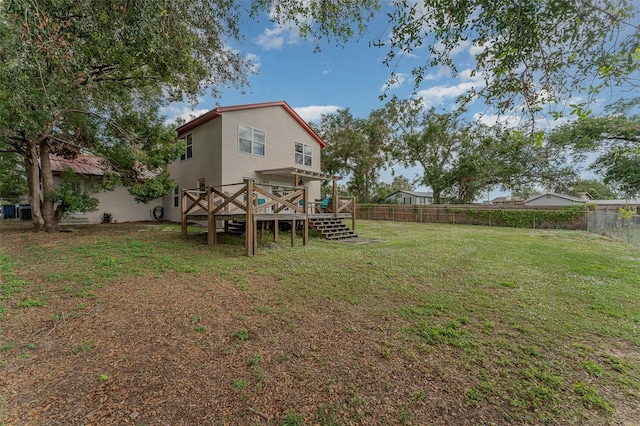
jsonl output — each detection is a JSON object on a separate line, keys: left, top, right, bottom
{"left": 207, "top": 186, "right": 216, "bottom": 245}
{"left": 245, "top": 179, "right": 255, "bottom": 257}
{"left": 303, "top": 187, "right": 308, "bottom": 246}
{"left": 181, "top": 189, "right": 187, "bottom": 238}
{"left": 351, "top": 196, "right": 356, "bottom": 231}
{"left": 332, "top": 180, "right": 338, "bottom": 218}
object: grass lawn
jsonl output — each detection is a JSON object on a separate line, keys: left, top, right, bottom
{"left": 1, "top": 219, "right": 639, "bottom": 425}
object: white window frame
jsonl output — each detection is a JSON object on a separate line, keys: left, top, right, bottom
{"left": 294, "top": 141, "right": 312, "bottom": 167}
{"left": 180, "top": 134, "right": 193, "bottom": 160}
{"left": 238, "top": 124, "right": 265, "bottom": 157}
{"left": 173, "top": 186, "right": 179, "bottom": 208}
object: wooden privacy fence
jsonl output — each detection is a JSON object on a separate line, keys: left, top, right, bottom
{"left": 356, "top": 204, "right": 588, "bottom": 230}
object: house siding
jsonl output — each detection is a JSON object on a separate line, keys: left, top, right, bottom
{"left": 525, "top": 195, "right": 585, "bottom": 206}
{"left": 165, "top": 118, "right": 223, "bottom": 222}
{"left": 164, "top": 103, "right": 324, "bottom": 223}
{"left": 54, "top": 176, "right": 162, "bottom": 224}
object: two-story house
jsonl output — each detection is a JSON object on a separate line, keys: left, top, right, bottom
{"left": 162, "top": 101, "right": 326, "bottom": 222}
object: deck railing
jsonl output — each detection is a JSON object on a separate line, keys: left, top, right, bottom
{"left": 181, "top": 179, "right": 309, "bottom": 255}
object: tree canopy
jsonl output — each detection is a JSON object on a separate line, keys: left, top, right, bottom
{"left": 317, "top": 108, "right": 392, "bottom": 203}
{"left": 548, "top": 115, "right": 640, "bottom": 197}
{"left": 0, "top": 0, "right": 250, "bottom": 231}
{"left": 271, "top": 0, "right": 639, "bottom": 120}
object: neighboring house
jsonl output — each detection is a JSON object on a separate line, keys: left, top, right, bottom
{"left": 163, "top": 101, "right": 327, "bottom": 222}
{"left": 385, "top": 190, "right": 433, "bottom": 205}
{"left": 590, "top": 199, "right": 640, "bottom": 213}
{"left": 523, "top": 192, "right": 592, "bottom": 207}
{"left": 51, "top": 154, "right": 162, "bottom": 223}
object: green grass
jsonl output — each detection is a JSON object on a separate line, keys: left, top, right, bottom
{"left": 1, "top": 220, "right": 639, "bottom": 424}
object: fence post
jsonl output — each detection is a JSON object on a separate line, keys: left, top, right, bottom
{"left": 392, "top": 206, "right": 395, "bottom": 222}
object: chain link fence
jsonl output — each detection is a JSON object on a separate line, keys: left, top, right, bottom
{"left": 587, "top": 211, "right": 640, "bottom": 248}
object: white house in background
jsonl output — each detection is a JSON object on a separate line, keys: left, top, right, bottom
{"left": 523, "top": 192, "right": 593, "bottom": 207}
{"left": 385, "top": 190, "right": 434, "bottom": 205}
{"left": 590, "top": 199, "right": 640, "bottom": 213}
{"left": 51, "top": 154, "right": 162, "bottom": 223}
{"left": 162, "top": 101, "right": 326, "bottom": 223}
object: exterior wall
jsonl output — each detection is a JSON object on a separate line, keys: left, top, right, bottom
{"left": 525, "top": 195, "right": 585, "bottom": 206}
{"left": 164, "top": 104, "right": 326, "bottom": 222}
{"left": 218, "top": 106, "right": 322, "bottom": 201}
{"left": 386, "top": 192, "right": 433, "bottom": 205}
{"left": 165, "top": 118, "right": 223, "bottom": 222}
{"left": 54, "top": 176, "right": 162, "bottom": 224}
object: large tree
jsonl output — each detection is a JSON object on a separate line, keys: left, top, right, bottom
{"left": 386, "top": 98, "right": 576, "bottom": 203}
{"left": 0, "top": 0, "right": 253, "bottom": 232}
{"left": 549, "top": 115, "right": 640, "bottom": 197}
{"left": 318, "top": 108, "right": 392, "bottom": 203}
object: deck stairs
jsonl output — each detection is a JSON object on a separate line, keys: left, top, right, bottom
{"left": 309, "top": 217, "right": 358, "bottom": 240}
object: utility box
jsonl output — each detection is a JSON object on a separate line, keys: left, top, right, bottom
{"left": 2, "top": 204, "right": 17, "bottom": 219}
{"left": 18, "top": 204, "right": 32, "bottom": 221}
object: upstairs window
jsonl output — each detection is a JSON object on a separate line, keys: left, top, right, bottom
{"left": 294, "top": 141, "right": 312, "bottom": 167}
{"left": 180, "top": 134, "right": 193, "bottom": 160}
{"left": 238, "top": 124, "right": 265, "bottom": 156}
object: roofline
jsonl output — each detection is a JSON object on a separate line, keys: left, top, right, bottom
{"left": 386, "top": 190, "right": 434, "bottom": 197}
{"left": 176, "top": 100, "right": 327, "bottom": 148}
{"left": 524, "top": 193, "right": 587, "bottom": 203}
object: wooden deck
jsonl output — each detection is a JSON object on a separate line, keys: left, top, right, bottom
{"left": 181, "top": 179, "right": 356, "bottom": 256}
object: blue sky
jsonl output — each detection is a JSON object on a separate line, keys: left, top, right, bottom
{"left": 163, "top": 5, "right": 489, "bottom": 194}
{"left": 160, "top": 4, "right": 616, "bottom": 198}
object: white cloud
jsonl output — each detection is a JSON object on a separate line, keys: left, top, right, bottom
{"left": 472, "top": 112, "right": 522, "bottom": 128}
{"left": 294, "top": 105, "right": 341, "bottom": 122}
{"left": 380, "top": 73, "right": 408, "bottom": 92}
{"left": 245, "top": 53, "right": 262, "bottom": 74}
{"left": 255, "top": 25, "right": 300, "bottom": 51}
{"left": 417, "top": 68, "right": 485, "bottom": 108}
{"left": 433, "top": 39, "right": 471, "bottom": 57}
{"left": 322, "top": 68, "right": 332, "bottom": 75}
{"left": 161, "top": 103, "right": 209, "bottom": 125}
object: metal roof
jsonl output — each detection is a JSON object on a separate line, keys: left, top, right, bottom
{"left": 49, "top": 154, "right": 110, "bottom": 176}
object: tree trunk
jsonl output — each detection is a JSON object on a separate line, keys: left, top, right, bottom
{"left": 39, "top": 141, "right": 59, "bottom": 233}
{"left": 433, "top": 191, "right": 441, "bottom": 204}
{"left": 24, "top": 140, "right": 44, "bottom": 231}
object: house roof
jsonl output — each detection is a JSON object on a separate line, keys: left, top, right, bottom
{"left": 386, "top": 190, "right": 434, "bottom": 198}
{"left": 523, "top": 193, "right": 588, "bottom": 204}
{"left": 50, "top": 154, "right": 110, "bottom": 176}
{"left": 491, "top": 196, "right": 524, "bottom": 203}
{"left": 176, "top": 100, "right": 327, "bottom": 148}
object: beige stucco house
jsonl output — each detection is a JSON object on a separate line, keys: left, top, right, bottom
{"left": 162, "top": 101, "right": 326, "bottom": 222}
{"left": 51, "top": 154, "right": 163, "bottom": 224}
